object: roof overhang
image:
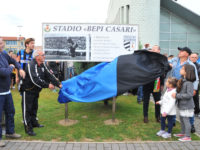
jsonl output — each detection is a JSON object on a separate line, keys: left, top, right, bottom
{"left": 161, "top": 0, "right": 200, "bottom": 28}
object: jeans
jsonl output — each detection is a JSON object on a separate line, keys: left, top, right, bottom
{"left": 0, "top": 94, "right": 15, "bottom": 139}
{"left": 137, "top": 86, "right": 143, "bottom": 102}
{"left": 189, "top": 116, "right": 194, "bottom": 126}
{"left": 67, "top": 67, "right": 74, "bottom": 79}
{"left": 161, "top": 115, "right": 175, "bottom": 133}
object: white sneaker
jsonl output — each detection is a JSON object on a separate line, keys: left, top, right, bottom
{"left": 178, "top": 136, "right": 191, "bottom": 142}
{"left": 2, "top": 129, "right": 5, "bottom": 136}
{"left": 0, "top": 140, "right": 6, "bottom": 147}
{"left": 161, "top": 132, "right": 171, "bottom": 139}
{"left": 156, "top": 130, "right": 166, "bottom": 136}
{"left": 123, "top": 92, "right": 128, "bottom": 96}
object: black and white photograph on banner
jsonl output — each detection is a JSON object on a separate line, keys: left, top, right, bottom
{"left": 44, "top": 36, "right": 88, "bottom": 61}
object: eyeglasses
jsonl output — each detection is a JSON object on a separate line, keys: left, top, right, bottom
{"left": 38, "top": 54, "right": 45, "bottom": 57}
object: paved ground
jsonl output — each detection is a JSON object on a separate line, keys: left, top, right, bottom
{"left": 194, "top": 115, "right": 200, "bottom": 137}
{"left": 1, "top": 141, "right": 200, "bottom": 150}
{"left": 1, "top": 98, "right": 200, "bottom": 150}
{"left": 1, "top": 116, "right": 200, "bottom": 150}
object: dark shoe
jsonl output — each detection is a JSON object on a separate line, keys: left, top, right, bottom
{"left": 144, "top": 117, "right": 149, "bottom": 123}
{"left": 33, "top": 124, "right": 44, "bottom": 128}
{"left": 104, "top": 100, "right": 108, "bottom": 106}
{"left": 27, "top": 130, "right": 36, "bottom": 136}
{"left": 6, "top": 133, "right": 21, "bottom": 139}
{"left": 191, "top": 125, "right": 195, "bottom": 133}
{"left": 156, "top": 117, "right": 161, "bottom": 123}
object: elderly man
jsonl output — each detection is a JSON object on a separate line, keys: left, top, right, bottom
{"left": 169, "top": 47, "right": 199, "bottom": 134}
{"left": 20, "top": 50, "right": 61, "bottom": 136}
{"left": 0, "top": 38, "right": 25, "bottom": 147}
{"left": 190, "top": 53, "right": 200, "bottom": 116}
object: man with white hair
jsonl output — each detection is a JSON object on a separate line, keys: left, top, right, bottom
{"left": 20, "top": 50, "right": 61, "bottom": 136}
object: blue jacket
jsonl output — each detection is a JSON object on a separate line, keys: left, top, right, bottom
{"left": 168, "top": 57, "right": 199, "bottom": 90}
{"left": 0, "top": 51, "right": 21, "bottom": 93}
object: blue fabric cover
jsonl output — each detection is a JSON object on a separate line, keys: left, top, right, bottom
{"left": 58, "top": 58, "right": 118, "bottom": 103}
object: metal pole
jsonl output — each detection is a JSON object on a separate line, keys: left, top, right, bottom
{"left": 112, "top": 97, "right": 116, "bottom": 122}
{"left": 64, "top": 62, "right": 69, "bottom": 121}
{"left": 17, "top": 25, "right": 23, "bottom": 53}
{"left": 65, "top": 103, "right": 68, "bottom": 121}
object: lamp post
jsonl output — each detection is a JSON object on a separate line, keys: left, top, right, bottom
{"left": 17, "top": 25, "right": 23, "bottom": 53}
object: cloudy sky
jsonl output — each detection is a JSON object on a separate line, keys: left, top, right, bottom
{"left": 0, "top": 0, "right": 199, "bottom": 46}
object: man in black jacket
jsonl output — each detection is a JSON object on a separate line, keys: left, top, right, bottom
{"left": 143, "top": 45, "right": 164, "bottom": 123}
{"left": 20, "top": 50, "right": 61, "bottom": 136}
{"left": 190, "top": 53, "right": 200, "bottom": 116}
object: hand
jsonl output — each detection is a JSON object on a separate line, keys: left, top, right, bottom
{"left": 172, "top": 93, "right": 176, "bottom": 98}
{"left": 48, "top": 83, "right": 55, "bottom": 90}
{"left": 9, "top": 64, "right": 15, "bottom": 68}
{"left": 16, "top": 77, "right": 20, "bottom": 84}
{"left": 156, "top": 101, "right": 160, "bottom": 105}
{"left": 161, "top": 85, "right": 164, "bottom": 92}
{"left": 50, "top": 69, "right": 54, "bottom": 74}
{"left": 193, "top": 90, "right": 196, "bottom": 96}
{"left": 162, "top": 112, "right": 167, "bottom": 117}
{"left": 59, "top": 84, "right": 62, "bottom": 88}
{"left": 19, "top": 69, "right": 26, "bottom": 79}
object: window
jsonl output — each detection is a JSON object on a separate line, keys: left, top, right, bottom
{"left": 121, "top": 6, "right": 124, "bottom": 24}
{"left": 126, "top": 5, "right": 130, "bottom": 24}
{"left": 6, "top": 40, "right": 17, "bottom": 45}
{"left": 160, "top": 7, "right": 200, "bottom": 55}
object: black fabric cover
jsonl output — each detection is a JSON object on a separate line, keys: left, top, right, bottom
{"left": 117, "top": 50, "right": 169, "bottom": 95}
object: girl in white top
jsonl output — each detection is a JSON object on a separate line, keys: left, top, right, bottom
{"left": 156, "top": 77, "right": 178, "bottom": 139}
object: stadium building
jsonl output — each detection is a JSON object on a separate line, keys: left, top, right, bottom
{"left": 106, "top": 0, "right": 200, "bottom": 55}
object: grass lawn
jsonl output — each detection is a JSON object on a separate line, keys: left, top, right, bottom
{"left": 9, "top": 88, "right": 200, "bottom": 142}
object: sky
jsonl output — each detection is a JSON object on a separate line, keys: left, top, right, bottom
{"left": 0, "top": 0, "right": 199, "bottom": 46}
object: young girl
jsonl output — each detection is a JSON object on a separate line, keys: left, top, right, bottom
{"left": 156, "top": 77, "right": 178, "bottom": 138}
{"left": 173, "top": 64, "right": 196, "bottom": 141}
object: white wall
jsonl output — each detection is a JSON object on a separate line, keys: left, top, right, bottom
{"left": 106, "top": 0, "right": 160, "bottom": 48}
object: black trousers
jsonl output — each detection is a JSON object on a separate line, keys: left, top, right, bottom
{"left": 193, "top": 89, "right": 200, "bottom": 115}
{"left": 21, "top": 91, "right": 39, "bottom": 131}
{"left": 143, "top": 83, "right": 161, "bottom": 118}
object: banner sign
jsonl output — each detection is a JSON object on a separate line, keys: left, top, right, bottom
{"left": 43, "top": 23, "right": 138, "bottom": 62}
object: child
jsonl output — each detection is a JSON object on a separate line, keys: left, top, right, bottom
{"left": 172, "top": 64, "right": 196, "bottom": 141}
{"left": 156, "top": 77, "right": 178, "bottom": 138}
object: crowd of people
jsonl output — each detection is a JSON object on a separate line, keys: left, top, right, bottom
{"left": 0, "top": 37, "right": 63, "bottom": 147}
{"left": 135, "top": 44, "right": 200, "bottom": 142}
{"left": 0, "top": 37, "right": 200, "bottom": 146}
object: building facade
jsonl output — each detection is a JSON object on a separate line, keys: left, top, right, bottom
{"left": 106, "top": 0, "right": 200, "bottom": 55}
{"left": 1, "top": 36, "right": 25, "bottom": 53}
